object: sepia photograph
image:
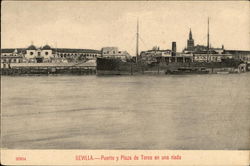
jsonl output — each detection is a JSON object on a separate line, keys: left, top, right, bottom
{"left": 1, "top": 0, "right": 250, "bottom": 165}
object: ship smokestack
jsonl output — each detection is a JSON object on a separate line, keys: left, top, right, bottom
{"left": 172, "top": 41, "right": 176, "bottom": 56}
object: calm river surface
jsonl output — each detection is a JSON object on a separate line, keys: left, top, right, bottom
{"left": 1, "top": 73, "right": 250, "bottom": 149}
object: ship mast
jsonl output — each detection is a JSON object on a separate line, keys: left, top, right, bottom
{"left": 207, "top": 17, "right": 210, "bottom": 62}
{"left": 136, "top": 19, "right": 139, "bottom": 63}
{"left": 207, "top": 17, "right": 210, "bottom": 51}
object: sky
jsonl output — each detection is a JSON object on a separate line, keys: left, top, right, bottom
{"left": 1, "top": 1, "right": 250, "bottom": 55}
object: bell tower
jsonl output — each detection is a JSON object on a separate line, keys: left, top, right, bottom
{"left": 187, "top": 28, "right": 194, "bottom": 51}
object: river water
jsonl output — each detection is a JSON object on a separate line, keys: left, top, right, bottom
{"left": 1, "top": 73, "right": 250, "bottom": 149}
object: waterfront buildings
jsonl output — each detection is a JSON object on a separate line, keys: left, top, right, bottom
{"left": 140, "top": 46, "right": 193, "bottom": 63}
{"left": 1, "top": 27, "right": 250, "bottom": 70}
{"left": 101, "top": 47, "right": 131, "bottom": 60}
{"left": 182, "top": 29, "right": 250, "bottom": 63}
{"left": 140, "top": 47, "right": 172, "bottom": 58}
{"left": 1, "top": 45, "right": 101, "bottom": 68}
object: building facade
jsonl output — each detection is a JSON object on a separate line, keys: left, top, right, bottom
{"left": 1, "top": 45, "right": 101, "bottom": 68}
{"left": 140, "top": 45, "right": 193, "bottom": 63}
{"left": 101, "top": 47, "right": 131, "bottom": 59}
{"left": 24, "top": 45, "right": 53, "bottom": 62}
{"left": 223, "top": 50, "right": 250, "bottom": 63}
{"left": 1, "top": 49, "right": 24, "bottom": 68}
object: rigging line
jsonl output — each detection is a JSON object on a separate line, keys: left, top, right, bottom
{"left": 126, "top": 34, "right": 136, "bottom": 47}
{"left": 139, "top": 36, "right": 148, "bottom": 48}
{"left": 129, "top": 35, "right": 136, "bottom": 47}
{"left": 126, "top": 35, "right": 137, "bottom": 56}
{"left": 197, "top": 35, "right": 207, "bottom": 45}
{"left": 131, "top": 34, "right": 136, "bottom": 43}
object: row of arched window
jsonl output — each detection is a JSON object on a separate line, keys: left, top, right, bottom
{"left": 29, "top": 52, "right": 49, "bottom": 56}
{"left": 1, "top": 54, "right": 22, "bottom": 57}
{"left": 1, "top": 58, "right": 22, "bottom": 63}
{"left": 56, "top": 53, "right": 99, "bottom": 58}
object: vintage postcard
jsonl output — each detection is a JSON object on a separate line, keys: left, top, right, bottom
{"left": 1, "top": 0, "right": 250, "bottom": 165}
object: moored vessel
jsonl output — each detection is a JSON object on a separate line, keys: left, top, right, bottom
{"left": 96, "top": 57, "right": 135, "bottom": 75}
{"left": 165, "top": 67, "right": 209, "bottom": 75}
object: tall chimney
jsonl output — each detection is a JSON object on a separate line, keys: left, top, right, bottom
{"left": 172, "top": 42, "right": 176, "bottom": 56}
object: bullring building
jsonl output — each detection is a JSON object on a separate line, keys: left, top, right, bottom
{"left": 1, "top": 44, "right": 101, "bottom": 64}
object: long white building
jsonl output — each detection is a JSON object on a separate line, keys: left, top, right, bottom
{"left": 1, "top": 45, "right": 101, "bottom": 66}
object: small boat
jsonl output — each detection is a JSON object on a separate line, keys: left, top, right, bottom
{"left": 165, "top": 67, "right": 209, "bottom": 75}
{"left": 217, "top": 71, "right": 229, "bottom": 74}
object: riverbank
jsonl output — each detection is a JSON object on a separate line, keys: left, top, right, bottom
{"left": 1, "top": 61, "right": 248, "bottom": 76}
{"left": 1, "top": 66, "right": 96, "bottom": 75}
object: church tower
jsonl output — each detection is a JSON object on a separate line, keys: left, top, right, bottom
{"left": 187, "top": 29, "right": 194, "bottom": 51}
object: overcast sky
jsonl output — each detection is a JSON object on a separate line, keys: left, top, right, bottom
{"left": 2, "top": 1, "right": 250, "bottom": 55}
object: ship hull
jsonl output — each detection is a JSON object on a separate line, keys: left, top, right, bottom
{"left": 96, "top": 57, "right": 138, "bottom": 75}
{"left": 96, "top": 70, "right": 133, "bottom": 75}
{"left": 96, "top": 57, "right": 245, "bottom": 75}
{"left": 165, "top": 68, "right": 209, "bottom": 75}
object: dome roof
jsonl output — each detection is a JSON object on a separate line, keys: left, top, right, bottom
{"left": 27, "top": 45, "right": 36, "bottom": 50}
{"left": 42, "top": 45, "right": 51, "bottom": 50}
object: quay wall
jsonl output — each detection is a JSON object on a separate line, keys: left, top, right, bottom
{"left": 1, "top": 61, "right": 247, "bottom": 76}
{"left": 1, "top": 65, "right": 96, "bottom": 76}
{"left": 10, "top": 61, "right": 96, "bottom": 67}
